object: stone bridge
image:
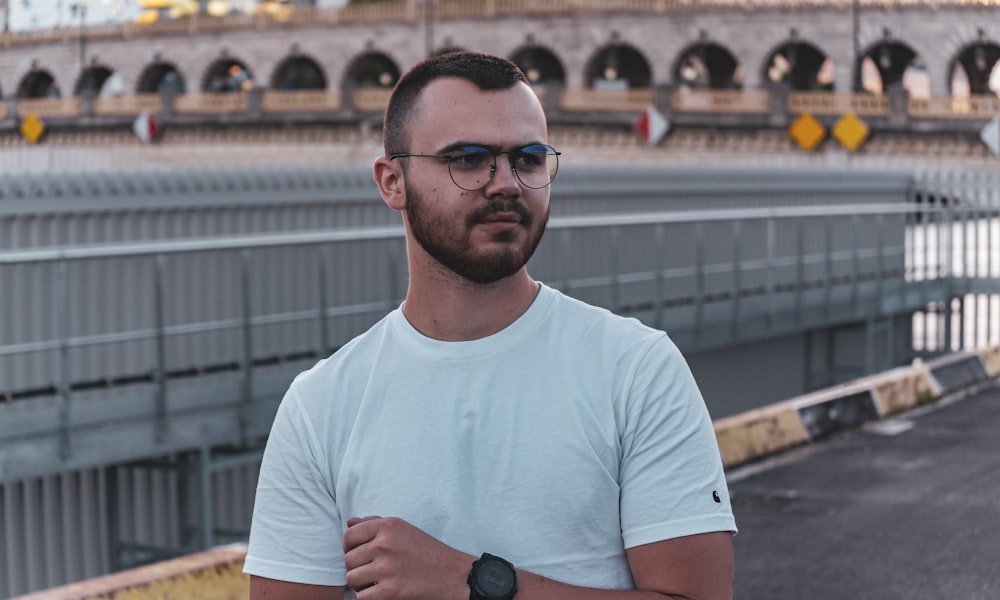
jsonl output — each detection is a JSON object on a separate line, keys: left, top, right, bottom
{"left": 0, "top": 0, "right": 998, "bottom": 158}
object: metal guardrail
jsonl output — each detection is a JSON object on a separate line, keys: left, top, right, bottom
{"left": 4, "top": 174, "right": 1000, "bottom": 597}
{"left": 0, "top": 202, "right": 930, "bottom": 425}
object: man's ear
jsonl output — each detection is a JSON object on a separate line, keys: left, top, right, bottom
{"left": 373, "top": 155, "right": 406, "bottom": 211}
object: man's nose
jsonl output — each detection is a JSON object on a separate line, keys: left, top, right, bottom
{"left": 485, "top": 156, "right": 521, "bottom": 193}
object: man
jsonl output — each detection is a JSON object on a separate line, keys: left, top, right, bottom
{"left": 245, "top": 51, "right": 736, "bottom": 600}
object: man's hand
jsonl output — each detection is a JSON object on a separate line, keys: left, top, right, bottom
{"left": 342, "top": 516, "right": 474, "bottom": 600}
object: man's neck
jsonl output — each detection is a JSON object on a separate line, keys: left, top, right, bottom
{"left": 401, "top": 269, "right": 541, "bottom": 342}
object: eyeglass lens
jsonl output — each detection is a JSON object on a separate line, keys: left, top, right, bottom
{"left": 448, "top": 145, "right": 559, "bottom": 191}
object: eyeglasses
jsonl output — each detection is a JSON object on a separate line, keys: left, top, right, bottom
{"left": 390, "top": 144, "right": 561, "bottom": 191}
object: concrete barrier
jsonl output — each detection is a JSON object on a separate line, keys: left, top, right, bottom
{"left": 715, "top": 346, "right": 997, "bottom": 469}
{"left": 12, "top": 545, "right": 248, "bottom": 600}
{"left": 16, "top": 347, "right": 1000, "bottom": 597}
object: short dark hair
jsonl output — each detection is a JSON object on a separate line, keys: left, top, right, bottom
{"left": 383, "top": 51, "right": 530, "bottom": 155}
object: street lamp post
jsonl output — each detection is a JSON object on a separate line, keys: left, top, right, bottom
{"left": 852, "top": 0, "right": 860, "bottom": 91}
{"left": 71, "top": 2, "right": 88, "bottom": 81}
{"left": 424, "top": 0, "right": 434, "bottom": 58}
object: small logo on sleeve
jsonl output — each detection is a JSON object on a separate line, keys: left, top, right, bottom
{"left": 712, "top": 490, "right": 721, "bottom": 503}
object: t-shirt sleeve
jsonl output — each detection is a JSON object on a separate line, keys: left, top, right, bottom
{"left": 618, "top": 334, "right": 737, "bottom": 549}
{"left": 243, "top": 385, "right": 347, "bottom": 585}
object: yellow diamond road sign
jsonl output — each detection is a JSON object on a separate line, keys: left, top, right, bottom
{"left": 789, "top": 113, "right": 825, "bottom": 152}
{"left": 20, "top": 114, "right": 46, "bottom": 144}
{"left": 833, "top": 112, "right": 870, "bottom": 151}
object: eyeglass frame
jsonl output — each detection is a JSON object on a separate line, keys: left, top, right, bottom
{"left": 389, "top": 143, "right": 561, "bottom": 192}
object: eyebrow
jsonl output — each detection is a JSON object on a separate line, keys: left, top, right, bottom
{"left": 436, "top": 141, "right": 545, "bottom": 154}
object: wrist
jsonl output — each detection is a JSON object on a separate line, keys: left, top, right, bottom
{"left": 468, "top": 552, "right": 518, "bottom": 600}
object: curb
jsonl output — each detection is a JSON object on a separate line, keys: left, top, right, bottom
{"left": 714, "top": 346, "right": 999, "bottom": 470}
{"left": 12, "top": 545, "right": 249, "bottom": 600}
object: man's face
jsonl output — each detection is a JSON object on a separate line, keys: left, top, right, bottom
{"left": 399, "top": 77, "right": 551, "bottom": 284}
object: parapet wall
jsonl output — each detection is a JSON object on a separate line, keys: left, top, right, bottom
{"left": 715, "top": 345, "right": 1000, "bottom": 469}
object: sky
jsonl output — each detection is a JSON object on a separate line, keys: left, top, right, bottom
{"left": 5, "top": 0, "right": 348, "bottom": 31}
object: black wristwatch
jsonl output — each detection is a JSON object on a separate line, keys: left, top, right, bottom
{"left": 467, "top": 552, "right": 518, "bottom": 600}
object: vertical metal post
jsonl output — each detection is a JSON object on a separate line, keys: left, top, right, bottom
{"left": 886, "top": 313, "right": 896, "bottom": 368}
{"left": 731, "top": 220, "right": 742, "bottom": 340}
{"left": 803, "top": 329, "right": 814, "bottom": 391}
{"left": 852, "top": 0, "right": 861, "bottom": 92}
{"left": 153, "top": 255, "right": 168, "bottom": 443}
{"left": 57, "top": 260, "right": 72, "bottom": 460}
{"left": 765, "top": 216, "right": 776, "bottom": 331}
{"left": 424, "top": 0, "right": 434, "bottom": 57}
{"left": 795, "top": 219, "right": 804, "bottom": 325}
{"left": 825, "top": 325, "right": 836, "bottom": 388}
{"left": 559, "top": 229, "right": 572, "bottom": 294}
{"left": 943, "top": 205, "right": 954, "bottom": 351}
{"left": 105, "top": 466, "right": 121, "bottom": 572}
{"left": 316, "top": 246, "right": 330, "bottom": 359}
{"left": 239, "top": 249, "right": 253, "bottom": 443}
{"left": 199, "top": 446, "right": 214, "bottom": 551}
{"left": 865, "top": 317, "right": 875, "bottom": 375}
{"left": 962, "top": 204, "right": 970, "bottom": 281}
{"left": 876, "top": 214, "right": 885, "bottom": 313}
{"left": 824, "top": 217, "right": 833, "bottom": 322}
{"left": 177, "top": 453, "right": 195, "bottom": 551}
{"left": 988, "top": 209, "right": 995, "bottom": 344}
{"left": 610, "top": 227, "right": 620, "bottom": 312}
{"left": 850, "top": 214, "right": 860, "bottom": 315}
{"left": 654, "top": 224, "right": 665, "bottom": 330}
{"left": 694, "top": 222, "right": 705, "bottom": 336}
{"left": 388, "top": 240, "right": 403, "bottom": 307}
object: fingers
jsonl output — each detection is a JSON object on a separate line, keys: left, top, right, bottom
{"left": 346, "top": 515, "right": 381, "bottom": 528}
{"left": 343, "top": 515, "right": 382, "bottom": 553}
{"left": 343, "top": 517, "right": 393, "bottom": 596}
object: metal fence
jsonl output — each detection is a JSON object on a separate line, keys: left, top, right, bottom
{"left": 2, "top": 166, "right": 998, "bottom": 596}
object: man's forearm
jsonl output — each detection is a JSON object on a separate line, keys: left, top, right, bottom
{"left": 513, "top": 570, "right": 695, "bottom": 600}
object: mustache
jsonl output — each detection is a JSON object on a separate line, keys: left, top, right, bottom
{"left": 469, "top": 200, "right": 532, "bottom": 225}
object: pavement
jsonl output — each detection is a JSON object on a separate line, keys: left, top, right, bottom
{"left": 728, "top": 381, "right": 1000, "bottom": 600}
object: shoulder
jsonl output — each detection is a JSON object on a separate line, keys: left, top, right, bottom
{"left": 287, "top": 310, "right": 397, "bottom": 404}
{"left": 541, "top": 284, "right": 669, "bottom": 352}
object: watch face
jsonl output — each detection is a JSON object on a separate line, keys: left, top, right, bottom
{"left": 476, "top": 559, "right": 515, "bottom": 597}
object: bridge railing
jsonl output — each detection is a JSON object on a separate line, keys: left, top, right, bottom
{"left": 1, "top": 191, "right": 993, "bottom": 597}
{"left": 0, "top": 201, "right": 945, "bottom": 431}
{"left": 787, "top": 91, "right": 892, "bottom": 117}
{"left": 7, "top": 86, "right": 997, "bottom": 137}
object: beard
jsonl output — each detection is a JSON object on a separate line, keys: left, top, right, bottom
{"left": 404, "top": 181, "right": 548, "bottom": 284}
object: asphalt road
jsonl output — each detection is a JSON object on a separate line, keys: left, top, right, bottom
{"left": 729, "top": 382, "right": 1000, "bottom": 600}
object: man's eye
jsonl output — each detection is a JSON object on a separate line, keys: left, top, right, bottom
{"left": 449, "top": 152, "right": 491, "bottom": 169}
{"left": 514, "top": 151, "right": 545, "bottom": 170}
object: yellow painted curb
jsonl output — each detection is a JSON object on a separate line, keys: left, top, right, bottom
{"left": 870, "top": 367, "right": 939, "bottom": 417}
{"left": 714, "top": 404, "right": 809, "bottom": 469}
{"left": 978, "top": 345, "right": 1000, "bottom": 378}
{"left": 14, "top": 545, "right": 248, "bottom": 600}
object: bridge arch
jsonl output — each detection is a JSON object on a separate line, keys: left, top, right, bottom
{"left": 674, "top": 42, "right": 742, "bottom": 89}
{"left": 764, "top": 41, "right": 834, "bottom": 91}
{"left": 585, "top": 43, "right": 651, "bottom": 89}
{"left": 858, "top": 39, "right": 920, "bottom": 95}
{"left": 17, "top": 69, "right": 60, "bottom": 98}
{"left": 137, "top": 62, "right": 187, "bottom": 94}
{"left": 202, "top": 57, "right": 254, "bottom": 93}
{"left": 949, "top": 39, "right": 1000, "bottom": 96}
{"left": 343, "top": 51, "right": 400, "bottom": 89}
{"left": 75, "top": 65, "right": 115, "bottom": 97}
{"left": 510, "top": 45, "right": 566, "bottom": 88}
{"left": 271, "top": 54, "right": 327, "bottom": 90}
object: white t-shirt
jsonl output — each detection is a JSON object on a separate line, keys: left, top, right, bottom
{"left": 244, "top": 284, "right": 736, "bottom": 590}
